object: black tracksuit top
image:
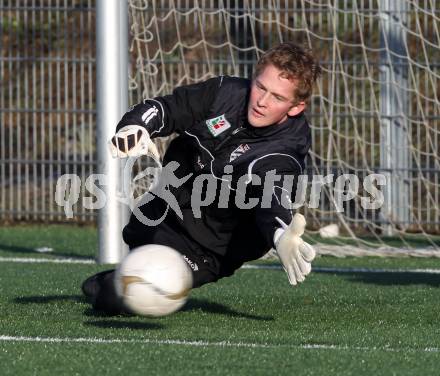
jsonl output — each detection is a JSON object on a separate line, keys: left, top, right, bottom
{"left": 117, "top": 76, "right": 311, "bottom": 258}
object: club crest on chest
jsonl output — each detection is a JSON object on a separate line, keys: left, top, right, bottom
{"left": 205, "top": 114, "right": 231, "bottom": 137}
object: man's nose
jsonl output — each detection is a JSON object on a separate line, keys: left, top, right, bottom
{"left": 257, "top": 92, "right": 270, "bottom": 107}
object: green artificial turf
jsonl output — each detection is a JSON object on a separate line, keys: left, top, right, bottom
{"left": 1, "top": 225, "right": 440, "bottom": 375}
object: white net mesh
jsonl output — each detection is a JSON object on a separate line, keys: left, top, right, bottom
{"left": 127, "top": 0, "right": 440, "bottom": 255}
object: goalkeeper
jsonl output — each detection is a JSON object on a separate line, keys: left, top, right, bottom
{"left": 82, "top": 42, "right": 321, "bottom": 313}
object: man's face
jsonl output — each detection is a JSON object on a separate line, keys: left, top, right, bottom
{"left": 247, "top": 64, "right": 305, "bottom": 127}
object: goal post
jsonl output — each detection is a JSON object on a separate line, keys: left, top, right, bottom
{"left": 379, "top": 0, "right": 410, "bottom": 236}
{"left": 96, "top": 0, "right": 129, "bottom": 264}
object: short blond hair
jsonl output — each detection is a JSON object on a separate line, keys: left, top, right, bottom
{"left": 254, "top": 42, "right": 321, "bottom": 103}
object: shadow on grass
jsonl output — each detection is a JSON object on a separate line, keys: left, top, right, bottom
{"left": 14, "top": 295, "right": 164, "bottom": 330}
{"left": 14, "top": 294, "right": 85, "bottom": 304}
{"left": 182, "top": 297, "right": 274, "bottom": 321}
{"left": 14, "top": 296, "right": 273, "bottom": 321}
{"left": 336, "top": 271, "right": 440, "bottom": 287}
{"left": 83, "top": 299, "right": 274, "bottom": 321}
{"left": 83, "top": 319, "right": 164, "bottom": 330}
{"left": 0, "top": 243, "right": 92, "bottom": 260}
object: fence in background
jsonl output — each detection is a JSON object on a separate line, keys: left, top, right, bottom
{"left": 1, "top": 0, "right": 96, "bottom": 221}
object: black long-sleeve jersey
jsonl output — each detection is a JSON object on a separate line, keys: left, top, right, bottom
{"left": 117, "top": 76, "right": 311, "bottom": 259}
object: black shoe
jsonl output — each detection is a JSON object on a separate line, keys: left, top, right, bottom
{"left": 81, "top": 269, "right": 115, "bottom": 301}
{"left": 81, "top": 269, "right": 125, "bottom": 314}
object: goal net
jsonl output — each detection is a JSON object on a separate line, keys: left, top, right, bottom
{"left": 127, "top": 0, "right": 440, "bottom": 256}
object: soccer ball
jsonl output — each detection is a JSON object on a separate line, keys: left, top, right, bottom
{"left": 114, "top": 244, "right": 193, "bottom": 317}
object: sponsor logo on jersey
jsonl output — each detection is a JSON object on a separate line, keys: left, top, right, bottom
{"left": 206, "top": 114, "right": 231, "bottom": 137}
{"left": 183, "top": 255, "right": 199, "bottom": 271}
{"left": 229, "top": 143, "right": 250, "bottom": 162}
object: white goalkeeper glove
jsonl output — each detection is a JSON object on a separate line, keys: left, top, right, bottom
{"left": 109, "top": 125, "right": 160, "bottom": 159}
{"left": 274, "top": 213, "right": 316, "bottom": 286}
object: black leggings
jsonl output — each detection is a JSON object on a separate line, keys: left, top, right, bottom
{"left": 122, "top": 199, "right": 222, "bottom": 288}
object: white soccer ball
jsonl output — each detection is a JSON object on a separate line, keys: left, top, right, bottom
{"left": 114, "top": 244, "right": 193, "bottom": 317}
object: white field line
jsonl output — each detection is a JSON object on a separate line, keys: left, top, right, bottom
{"left": 0, "top": 335, "right": 439, "bottom": 353}
{"left": 0, "top": 256, "right": 95, "bottom": 264}
{"left": 1, "top": 256, "right": 440, "bottom": 274}
{"left": 243, "top": 264, "right": 440, "bottom": 274}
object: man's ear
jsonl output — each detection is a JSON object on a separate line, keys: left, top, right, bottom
{"left": 287, "top": 101, "right": 306, "bottom": 117}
